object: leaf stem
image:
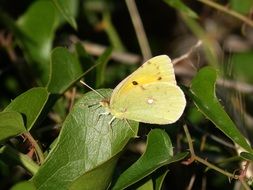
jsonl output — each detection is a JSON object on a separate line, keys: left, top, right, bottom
{"left": 183, "top": 125, "right": 249, "bottom": 182}
{"left": 197, "top": 0, "right": 253, "bottom": 27}
{"left": 24, "top": 132, "right": 45, "bottom": 164}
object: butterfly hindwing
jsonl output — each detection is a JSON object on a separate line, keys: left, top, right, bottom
{"left": 110, "top": 82, "right": 186, "bottom": 124}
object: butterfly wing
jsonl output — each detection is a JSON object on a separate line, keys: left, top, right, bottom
{"left": 110, "top": 82, "right": 186, "bottom": 124}
{"left": 110, "top": 55, "right": 176, "bottom": 102}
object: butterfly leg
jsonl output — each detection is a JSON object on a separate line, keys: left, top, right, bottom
{"left": 125, "top": 119, "right": 138, "bottom": 137}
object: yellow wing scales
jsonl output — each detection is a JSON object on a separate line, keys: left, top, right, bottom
{"left": 111, "top": 55, "right": 176, "bottom": 103}
{"left": 103, "top": 54, "right": 186, "bottom": 125}
{"left": 110, "top": 82, "right": 186, "bottom": 124}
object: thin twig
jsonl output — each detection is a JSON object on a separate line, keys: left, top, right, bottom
{"left": 69, "top": 36, "right": 141, "bottom": 64}
{"left": 125, "top": 0, "right": 152, "bottom": 60}
{"left": 183, "top": 125, "right": 244, "bottom": 180}
{"left": 198, "top": 0, "right": 253, "bottom": 27}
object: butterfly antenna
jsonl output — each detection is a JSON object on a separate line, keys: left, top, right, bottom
{"left": 80, "top": 80, "right": 105, "bottom": 98}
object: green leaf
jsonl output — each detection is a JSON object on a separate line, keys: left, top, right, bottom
{"left": 96, "top": 47, "right": 113, "bottom": 88}
{"left": 240, "top": 152, "right": 253, "bottom": 162}
{"left": 190, "top": 66, "right": 253, "bottom": 153}
{"left": 52, "top": 0, "right": 78, "bottom": 30}
{"left": 137, "top": 179, "right": 153, "bottom": 190}
{"left": 154, "top": 168, "right": 169, "bottom": 190}
{"left": 0, "top": 111, "right": 26, "bottom": 141}
{"left": 231, "top": 52, "right": 253, "bottom": 83}
{"left": 32, "top": 89, "right": 138, "bottom": 190}
{"left": 47, "top": 47, "right": 83, "bottom": 94}
{"left": 0, "top": 145, "right": 39, "bottom": 175}
{"left": 112, "top": 129, "right": 175, "bottom": 190}
{"left": 4, "top": 87, "right": 49, "bottom": 130}
{"left": 17, "top": 0, "right": 57, "bottom": 84}
{"left": 69, "top": 155, "right": 118, "bottom": 190}
{"left": 10, "top": 181, "right": 36, "bottom": 190}
{"left": 230, "top": 0, "right": 253, "bottom": 14}
{"left": 163, "top": 0, "right": 198, "bottom": 19}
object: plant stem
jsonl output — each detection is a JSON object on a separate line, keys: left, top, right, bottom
{"left": 24, "top": 132, "right": 45, "bottom": 164}
{"left": 198, "top": 0, "right": 253, "bottom": 27}
{"left": 183, "top": 125, "right": 236, "bottom": 178}
{"left": 125, "top": 0, "right": 152, "bottom": 60}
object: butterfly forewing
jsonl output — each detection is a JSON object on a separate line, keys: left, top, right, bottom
{"left": 110, "top": 55, "right": 176, "bottom": 103}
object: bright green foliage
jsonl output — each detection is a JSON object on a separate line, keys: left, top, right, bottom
{"left": 112, "top": 129, "right": 188, "bottom": 190}
{"left": 32, "top": 89, "right": 138, "bottom": 190}
{"left": 0, "top": 111, "right": 26, "bottom": 141}
{"left": 164, "top": 0, "right": 198, "bottom": 18}
{"left": 4, "top": 88, "right": 49, "bottom": 130}
{"left": 230, "top": 0, "right": 253, "bottom": 14}
{"left": 190, "top": 66, "right": 253, "bottom": 154}
{"left": 47, "top": 47, "right": 83, "bottom": 94}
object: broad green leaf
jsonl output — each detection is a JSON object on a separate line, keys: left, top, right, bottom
{"left": 190, "top": 66, "right": 253, "bottom": 153}
{"left": 17, "top": 0, "right": 57, "bottom": 84}
{"left": 112, "top": 129, "right": 176, "bottom": 190}
{"left": 4, "top": 87, "right": 49, "bottom": 130}
{"left": 230, "top": 0, "right": 253, "bottom": 14}
{"left": 69, "top": 155, "right": 118, "bottom": 190}
{"left": 95, "top": 47, "right": 113, "bottom": 88}
{"left": 47, "top": 47, "right": 83, "bottom": 94}
{"left": 0, "top": 111, "right": 26, "bottom": 141}
{"left": 10, "top": 181, "right": 36, "bottom": 190}
{"left": 164, "top": 0, "right": 198, "bottom": 19}
{"left": 32, "top": 89, "right": 138, "bottom": 190}
{"left": 52, "top": 0, "right": 78, "bottom": 29}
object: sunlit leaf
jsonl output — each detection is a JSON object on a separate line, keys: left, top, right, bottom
{"left": 190, "top": 66, "right": 253, "bottom": 154}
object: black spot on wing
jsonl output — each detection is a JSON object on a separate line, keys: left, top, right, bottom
{"left": 157, "top": 77, "right": 162, "bottom": 80}
{"left": 132, "top": 81, "right": 138, "bottom": 85}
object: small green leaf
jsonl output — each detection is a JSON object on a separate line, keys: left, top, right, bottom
{"left": 52, "top": 0, "right": 78, "bottom": 30}
{"left": 137, "top": 179, "right": 153, "bottom": 190}
{"left": 4, "top": 87, "right": 49, "bottom": 130}
{"left": 154, "top": 168, "right": 169, "bottom": 190}
{"left": 240, "top": 152, "right": 253, "bottom": 162}
{"left": 190, "top": 66, "right": 253, "bottom": 153}
{"left": 0, "top": 145, "right": 39, "bottom": 175}
{"left": 96, "top": 47, "right": 113, "bottom": 88}
{"left": 10, "top": 181, "right": 36, "bottom": 190}
{"left": 0, "top": 111, "right": 26, "bottom": 141}
{"left": 47, "top": 47, "right": 83, "bottom": 94}
{"left": 32, "top": 89, "right": 138, "bottom": 190}
{"left": 231, "top": 52, "right": 253, "bottom": 83}
{"left": 230, "top": 0, "right": 253, "bottom": 14}
{"left": 112, "top": 129, "right": 174, "bottom": 190}
{"left": 17, "top": 1, "right": 57, "bottom": 84}
{"left": 164, "top": 0, "right": 198, "bottom": 19}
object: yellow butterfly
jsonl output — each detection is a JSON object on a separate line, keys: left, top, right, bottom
{"left": 99, "top": 55, "right": 186, "bottom": 124}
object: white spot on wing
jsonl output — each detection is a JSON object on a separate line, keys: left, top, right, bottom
{"left": 147, "top": 98, "right": 154, "bottom": 104}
